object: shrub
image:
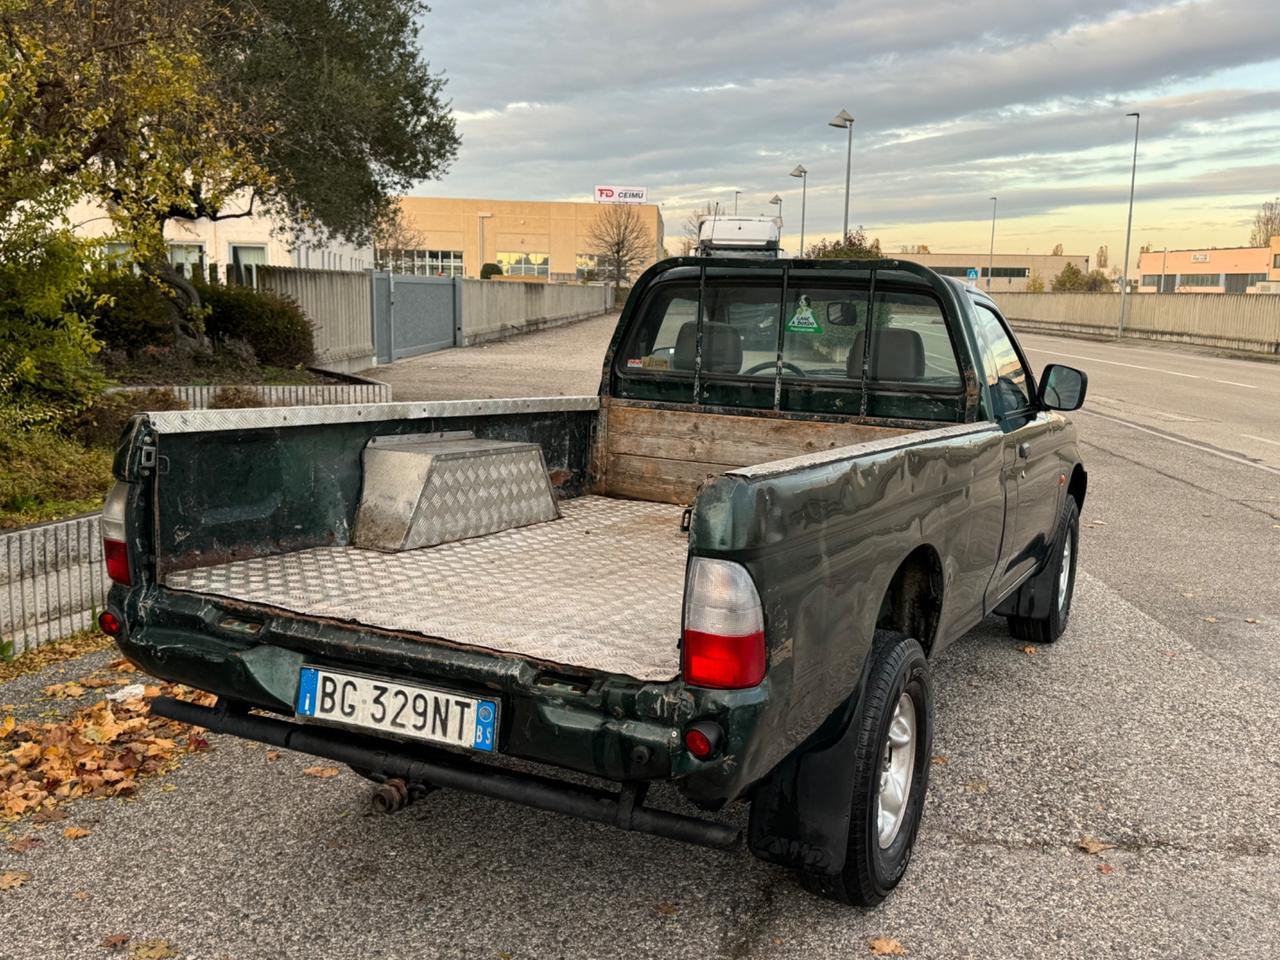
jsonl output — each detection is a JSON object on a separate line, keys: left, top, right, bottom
{"left": 208, "top": 385, "right": 265, "bottom": 408}
{"left": 83, "top": 271, "right": 175, "bottom": 355}
{"left": 0, "top": 429, "right": 114, "bottom": 528}
{"left": 197, "top": 282, "right": 315, "bottom": 367}
{"left": 70, "top": 388, "right": 189, "bottom": 449}
{"left": 480, "top": 262, "right": 503, "bottom": 279}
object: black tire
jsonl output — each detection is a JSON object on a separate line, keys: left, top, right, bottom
{"left": 1008, "top": 497, "right": 1079, "bottom": 644}
{"left": 800, "top": 630, "right": 933, "bottom": 907}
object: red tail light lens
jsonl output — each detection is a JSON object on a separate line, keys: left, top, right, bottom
{"left": 681, "top": 558, "right": 766, "bottom": 689}
{"left": 103, "top": 539, "right": 131, "bottom": 586}
{"left": 98, "top": 610, "right": 122, "bottom": 637}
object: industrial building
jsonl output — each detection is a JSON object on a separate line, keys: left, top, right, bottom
{"left": 1138, "top": 237, "right": 1280, "bottom": 294}
{"left": 901, "top": 252, "right": 1090, "bottom": 292}
{"left": 391, "top": 197, "right": 665, "bottom": 282}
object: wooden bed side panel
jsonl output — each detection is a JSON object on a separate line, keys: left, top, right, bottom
{"left": 597, "top": 401, "right": 911, "bottom": 504}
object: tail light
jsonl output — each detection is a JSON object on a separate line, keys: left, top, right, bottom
{"left": 102, "top": 482, "right": 131, "bottom": 586}
{"left": 681, "top": 558, "right": 765, "bottom": 689}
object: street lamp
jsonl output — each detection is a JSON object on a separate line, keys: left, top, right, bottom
{"left": 1118, "top": 112, "right": 1141, "bottom": 335}
{"left": 828, "top": 109, "right": 854, "bottom": 237}
{"left": 476, "top": 212, "right": 493, "bottom": 278}
{"left": 734, "top": 190, "right": 741, "bottom": 216}
{"left": 790, "top": 164, "right": 808, "bottom": 255}
{"left": 768, "top": 194, "right": 782, "bottom": 246}
{"left": 987, "top": 197, "right": 998, "bottom": 291}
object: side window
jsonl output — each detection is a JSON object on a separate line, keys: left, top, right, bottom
{"left": 619, "top": 285, "right": 698, "bottom": 373}
{"left": 971, "top": 302, "right": 1031, "bottom": 416}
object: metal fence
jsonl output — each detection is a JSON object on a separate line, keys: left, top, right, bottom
{"left": 993, "top": 292, "right": 1280, "bottom": 354}
{"left": 1, "top": 515, "right": 108, "bottom": 656}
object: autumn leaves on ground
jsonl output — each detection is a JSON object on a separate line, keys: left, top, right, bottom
{"left": 0, "top": 640, "right": 213, "bottom": 917}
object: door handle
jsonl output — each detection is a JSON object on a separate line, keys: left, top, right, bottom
{"left": 1017, "top": 442, "right": 1030, "bottom": 459}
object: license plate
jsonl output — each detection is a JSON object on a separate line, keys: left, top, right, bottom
{"left": 295, "top": 667, "right": 498, "bottom": 753}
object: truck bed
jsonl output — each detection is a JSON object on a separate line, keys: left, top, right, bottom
{"left": 163, "top": 496, "right": 688, "bottom": 681}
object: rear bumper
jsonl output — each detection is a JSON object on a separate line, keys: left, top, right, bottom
{"left": 112, "top": 585, "right": 769, "bottom": 808}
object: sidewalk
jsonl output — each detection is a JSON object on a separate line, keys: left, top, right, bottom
{"left": 360, "top": 312, "right": 618, "bottom": 401}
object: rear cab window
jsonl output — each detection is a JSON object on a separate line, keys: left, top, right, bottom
{"left": 614, "top": 264, "right": 968, "bottom": 421}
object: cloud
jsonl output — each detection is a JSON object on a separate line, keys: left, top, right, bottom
{"left": 418, "top": 0, "right": 1280, "bottom": 250}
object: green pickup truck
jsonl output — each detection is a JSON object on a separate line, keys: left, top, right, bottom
{"left": 101, "top": 258, "right": 1087, "bottom": 907}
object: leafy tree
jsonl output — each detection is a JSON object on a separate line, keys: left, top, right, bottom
{"left": 480, "top": 262, "right": 503, "bottom": 280}
{"left": 1248, "top": 197, "right": 1280, "bottom": 247}
{"left": 589, "top": 205, "right": 653, "bottom": 293}
{"left": 1051, "top": 263, "right": 1085, "bottom": 291}
{"left": 899, "top": 244, "right": 931, "bottom": 254}
{"left": 1027, "top": 271, "right": 1046, "bottom": 293}
{"left": 805, "top": 227, "right": 882, "bottom": 260}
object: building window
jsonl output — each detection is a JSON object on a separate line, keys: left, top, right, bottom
{"left": 930, "top": 266, "right": 973, "bottom": 278}
{"left": 496, "top": 251, "right": 549, "bottom": 277}
{"left": 1177, "top": 273, "right": 1219, "bottom": 288}
{"left": 1274, "top": 254, "right": 1280, "bottom": 269}
{"left": 379, "top": 248, "right": 464, "bottom": 276}
{"left": 1248, "top": 273, "right": 1268, "bottom": 285}
{"left": 576, "top": 253, "right": 604, "bottom": 281}
{"left": 980, "top": 266, "right": 1030, "bottom": 279}
{"left": 168, "top": 243, "right": 206, "bottom": 278}
{"left": 1141, "top": 275, "right": 1160, "bottom": 287}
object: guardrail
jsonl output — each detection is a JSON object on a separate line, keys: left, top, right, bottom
{"left": 1, "top": 514, "right": 108, "bottom": 657}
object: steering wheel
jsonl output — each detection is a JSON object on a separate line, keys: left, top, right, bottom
{"left": 742, "top": 360, "right": 806, "bottom": 377}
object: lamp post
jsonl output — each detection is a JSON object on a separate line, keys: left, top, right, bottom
{"left": 828, "top": 109, "right": 855, "bottom": 237}
{"left": 734, "top": 190, "right": 741, "bottom": 216}
{"left": 1118, "top": 111, "right": 1141, "bottom": 335}
{"left": 789, "top": 164, "right": 808, "bottom": 255}
{"left": 768, "top": 194, "right": 782, "bottom": 250}
{"left": 987, "top": 197, "right": 997, "bottom": 290}
{"left": 477, "top": 212, "right": 493, "bottom": 277}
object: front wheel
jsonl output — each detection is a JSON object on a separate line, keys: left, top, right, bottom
{"left": 1008, "top": 497, "right": 1079, "bottom": 644}
{"left": 800, "top": 630, "right": 933, "bottom": 907}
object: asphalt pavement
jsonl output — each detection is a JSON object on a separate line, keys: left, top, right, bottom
{"left": 3, "top": 318, "right": 1278, "bottom": 959}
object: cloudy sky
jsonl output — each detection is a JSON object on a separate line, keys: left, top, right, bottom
{"left": 417, "top": 0, "right": 1280, "bottom": 265}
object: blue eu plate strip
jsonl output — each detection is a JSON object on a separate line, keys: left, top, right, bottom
{"left": 296, "top": 667, "right": 319, "bottom": 716}
{"left": 473, "top": 700, "right": 497, "bottom": 753}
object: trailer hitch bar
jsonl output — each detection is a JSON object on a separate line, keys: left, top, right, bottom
{"left": 151, "top": 697, "right": 741, "bottom": 850}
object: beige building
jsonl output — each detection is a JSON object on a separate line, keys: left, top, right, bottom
{"left": 1137, "top": 237, "right": 1280, "bottom": 294}
{"left": 902, "top": 252, "right": 1091, "bottom": 292}
{"left": 393, "top": 197, "right": 665, "bottom": 282}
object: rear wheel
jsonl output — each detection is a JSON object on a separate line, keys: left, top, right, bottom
{"left": 800, "top": 630, "right": 933, "bottom": 907}
{"left": 1008, "top": 497, "right": 1079, "bottom": 644}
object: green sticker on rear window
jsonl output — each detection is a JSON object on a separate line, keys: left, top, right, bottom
{"left": 786, "top": 295, "right": 822, "bottom": 334}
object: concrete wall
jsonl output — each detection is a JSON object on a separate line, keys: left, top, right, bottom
{"left": 258, "top": 266, "right": 375, "bottom": 373}
{"left": 993, "top": 292, "right": 1280, "bottom": 355}
{"left": 457, "top": 280, "right": 614, "bottom": 345}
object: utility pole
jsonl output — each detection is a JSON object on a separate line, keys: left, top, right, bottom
{"left": 987, "top": 197, "right": 998, "bottom": 291}
{"left": 1118, "top": 112, "right": 1141, "bottom": 335}
{"left": 829, "top": 110, "right": 855, "bottom": 237}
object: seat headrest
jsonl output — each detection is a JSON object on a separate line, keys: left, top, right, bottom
{"left": 673, "top": 320, "right": 743, "bottom": 374}
{"left": 846, "top": 328, "right": 927, "bottom": 381}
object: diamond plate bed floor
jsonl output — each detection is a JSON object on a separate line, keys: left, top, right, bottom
{"left": 163, "top": 496, "right": 688, "bottom": 681}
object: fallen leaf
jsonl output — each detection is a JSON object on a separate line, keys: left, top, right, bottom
{"left": 771, "top": 936, "right": 784, "bottom": 946}
{"left": 42, "top": 683, "right": 86, "bottom": 700}
{"left": 129, "top": 939, "right": 176, "bottom": 960}
{"left": 7, "top": 835, "right": 39, "bottom": 854}
{"left": 869, "top": 936, "right": 907, "bottom": 956}
{"left": 654, "top": 900, "right": 679, "bottom": 916}
{"left": 31, "top": 807, "right": 68, "bottom": 823}
{"left": 930, "top": 755, "right": 949, "bottom": 766}
{"left": 0, "top": 716, "right": 14, "bottom": 738}
{"left": 102, "top": 933, "right": 131, "bottom": 951}
{"left": 1019, "top": 645, "right": 1038, "bottom": 656}
{"left": 1098, "top": 862, "right": 1116, "bottom": 875}
{"left": 964, "top": 780, "right": 989, "bottom": 795}
{"left": 186, "top": 733, "right": 210, "bottom": 752}
{"left": 0, "top": 870, "right": 31, "bottom": 891}
{"left": 1201, "top": 616, "right": 1218, "bottom": 623}
{"left": 265, "top": 751, "right": 281, "bottom": 762}
{"left": 302, "top": 766, "right": 340, "bottom": 779}
{"left": 1245, "top": 618, "right": 1260, "bottom": 624}
{"left": 72, "top": 890, "right": 89, "bottom": 901}
{"left": 1077, "top": 837, "right": 1116, "bottom": 856}
{"left": 62, "top": 826, "right": 91, "bottom": 840}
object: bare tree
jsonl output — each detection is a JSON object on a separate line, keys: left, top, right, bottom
{"left": 1248, "top": 197, "right": 1280, "bottom": 247}
{"left": 374, "top": 203, "right": 426, "bottom": 272}
{"left": 1095, "top": 245, "right": 1108, "bottom": 270}
{"left": 589, "top": 204, "right": 653, "bottom": 292}
{"left": 1051, "top": 243, "right": 1064, "bottom": 256}
{"left": 898, "top": 244, "right": 931, "bottom": 254}
{"left": 681, "top": 202, "right": 713, "bottom": 255}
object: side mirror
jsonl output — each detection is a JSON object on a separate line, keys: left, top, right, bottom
{"left": 826, "top": 302, "right": 858, "bottom": 326}
{"left": 1038, "top": 363, "right": 1087, "bottom": 411}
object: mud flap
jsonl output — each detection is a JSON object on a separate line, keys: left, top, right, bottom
{"left": 746, "top": 696, "right": 862, "bottom": 876}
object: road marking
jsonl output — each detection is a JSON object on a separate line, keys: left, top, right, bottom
{"left": 1029, "top": 348, "right": 1203, "bottom": 379}
{"left": 1213, "top": 379, "right": 1258, "bottom": 389}
{"left": 1242, "top": 433, "right": 1280, "bottom": 448}
{"left": 1082, "top": 411, "right": 1280, "bottom": 477}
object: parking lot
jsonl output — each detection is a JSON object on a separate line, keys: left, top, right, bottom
{"left": 3, "top": 318, "right": 1279, "bottom": 959}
